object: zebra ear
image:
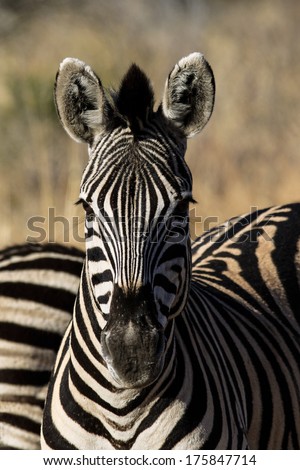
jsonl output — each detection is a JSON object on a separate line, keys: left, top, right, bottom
{"left": 162, "top": 52, "right": 215, "bottom": 138}
{"left": 55, "top": 58, "right": 107, "bottom": 144}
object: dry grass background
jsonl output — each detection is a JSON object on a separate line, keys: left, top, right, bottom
{"left": 0, "top": 0, "right": 299, "bottom": 247}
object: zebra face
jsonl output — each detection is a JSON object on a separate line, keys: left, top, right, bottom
{"left": 80, "top": 130, "right": 193, "bottom": 388}
{"left": 55, "top": 53, "right": 215, "bottom": 388}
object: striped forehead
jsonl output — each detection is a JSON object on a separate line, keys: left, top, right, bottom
{"left": 80, "top": 126, "right": 192, "bottom": 210}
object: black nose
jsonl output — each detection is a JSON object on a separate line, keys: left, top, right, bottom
{"left": 100, "top": 285, "right": 166, "bottom": 388}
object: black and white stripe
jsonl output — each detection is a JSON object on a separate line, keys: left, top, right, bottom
{"left": 190, "top": 204, "right": 300, "bottom": 448}
{"left": 0, "top": 243, "right": 83, "bottom": 449}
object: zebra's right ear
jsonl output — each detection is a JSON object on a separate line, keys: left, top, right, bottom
{"left": 54, "top": 58, "right": 107, "bottom": 144}
{"left": 162, "top": 53, "right": 215, "bottom": 138}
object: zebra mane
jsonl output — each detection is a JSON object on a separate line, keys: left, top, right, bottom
{"left": 113, "top": 64, "right": 154, "bottom": 134}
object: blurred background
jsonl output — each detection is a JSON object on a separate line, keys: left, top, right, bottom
{"left": 0, "top": 0, "right": 299, "bottom": 247}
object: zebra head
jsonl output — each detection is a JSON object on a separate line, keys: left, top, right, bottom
{"left": 55, "top": 53, "right": 215, "bottom": 388}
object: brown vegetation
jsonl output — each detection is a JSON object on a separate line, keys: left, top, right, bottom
{"left": 0, "top": 0, "right": 299, "bottom": 246}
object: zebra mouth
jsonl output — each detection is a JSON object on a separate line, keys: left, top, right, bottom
{"left": 106, "top": 354, "right": 165, "bottom": 389}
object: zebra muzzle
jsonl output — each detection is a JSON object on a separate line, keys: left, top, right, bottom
{"left": 100, "top": 320, "right": 165, "bottom": 389}
{"left": 99, "top": 285, "right": 166, "bottom": 388}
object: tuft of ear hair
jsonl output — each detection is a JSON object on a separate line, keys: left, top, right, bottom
{"left": 162, "top": 52, "right": 215, "bottom": 138}
{"left": 115, "top": 64, "right": 154, "bottom": 133}
{"left": 54, "top": 58, "right": 108, "bottom": 144}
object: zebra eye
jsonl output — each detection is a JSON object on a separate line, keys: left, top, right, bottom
{"left": 174, "top": 198, "right": 190, "bottom": 215}
{"left": 82, "top": 202, "right": 94, "bottom": 217}
{"left": 76, "top": 198, "right": 94, "bottom": 217}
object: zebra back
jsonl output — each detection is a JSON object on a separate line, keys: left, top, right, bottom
{"left": 0, "top": 243, "right": 84, "bottom": 449}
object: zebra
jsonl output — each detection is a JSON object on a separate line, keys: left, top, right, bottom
{"left": 0, "top": 243, "right": 84, "bottom": 449}
{"left": 28, "top": 52, "right": 299, "bottom": 449}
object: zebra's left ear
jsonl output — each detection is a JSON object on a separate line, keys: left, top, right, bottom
{"left": 162, "top": 52, "right": 215, "bottom": 138}
{"left": 55, "top": 58, "right": 108, "bottom": 144}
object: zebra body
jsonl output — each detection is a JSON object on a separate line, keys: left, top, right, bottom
{"left": 0, "top": 243, "right": 83, "bottom": 449}
{"left": 39, "top": 53, "right": 300, "bottom": 449}
{"left": 191, "top": 204, "right": 300, "bottom": 448}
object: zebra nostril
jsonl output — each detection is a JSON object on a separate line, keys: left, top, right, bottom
{"left": 101, "top": 329, "right": 112, "bottom": 356}
{"left": 102, "top": 329, "right": 109, "bottom": 338}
